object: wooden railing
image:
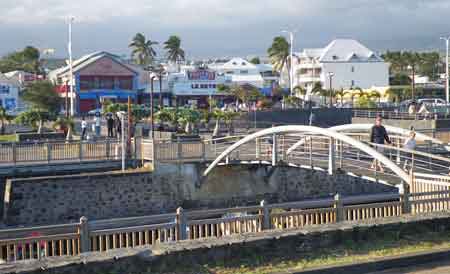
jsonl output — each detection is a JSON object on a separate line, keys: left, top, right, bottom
{"left": 2, "top": 187, "right": 450, "bottom": 263}
{"left": 0, "top": 139, "right": 123, "bottom": 166}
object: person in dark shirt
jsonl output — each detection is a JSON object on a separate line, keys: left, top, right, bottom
{"left": 370, "top": 115, "right": 392, "bottom": 172}
{"left": 107, "top": 115, "right": 115, "bottom": 138}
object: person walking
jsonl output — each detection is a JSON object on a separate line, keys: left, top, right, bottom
{"left": 94, "top": 113, "right": 101, "bottom": 137}
{"left": 370, "top": 115, "right": 392, "bottom": 172}
{"left": 115, "top": 115, "right": 122, "bottom": 139}
{"left": 403, "top": 131, "right": 417, "bottom": 171}
{"left": 81, "top": 117, "right": 87, "bottom": 140}
{"left": 107, "top": 115, "right": 114, "bottom": 138}
{"left": 309, "top": 111, "right": 316, "bottom": 126}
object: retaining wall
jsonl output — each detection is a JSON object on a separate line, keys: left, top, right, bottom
{"left": 3, "top": 164, "right": 396, "bottom": 226}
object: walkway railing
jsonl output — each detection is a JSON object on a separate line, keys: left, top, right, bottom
{"left": 0, "top": 139, "right": 124, "bottom": 166}
{"left": 353, "top": 109, "right": 443, "bottom": 120}
{"left": 0, "top": 188, "right": 449, "bottom": 263}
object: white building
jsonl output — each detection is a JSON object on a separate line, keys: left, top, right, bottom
{"left": 0, "top": 73, "right": 20, "bottom": 113}
{"left": 285, "top": 39, "right": 389, "bottom": 94}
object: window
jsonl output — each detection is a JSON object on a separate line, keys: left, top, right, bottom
{"left": 351, "top": 80, "right": 355, "bottom": 87}
{"left": 351, "top": 66, "right": 355, "bottom": 73}
{"left": 332, "top": 55, "right": 339, "bottom": 60}
{"left": 240, "top": 70, "right": 248, "bottom": 74}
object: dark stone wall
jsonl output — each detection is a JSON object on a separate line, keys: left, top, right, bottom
{"left": 3, "top": 164, "right": 396, "bottom": 226}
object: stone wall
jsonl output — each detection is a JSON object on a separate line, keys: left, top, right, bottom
{"left": 3, "top": 164, "right": 396, "bottom": 226}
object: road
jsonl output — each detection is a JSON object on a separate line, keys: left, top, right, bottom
{"left": 369, "top": 260, "right": 450, "bottom": 274}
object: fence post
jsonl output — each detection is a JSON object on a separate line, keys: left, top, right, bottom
{"left": 79, "top": 216, "right": 90, "bottom": 253}
{"left": 201, "top": 141, "right": 206, "bottom": 162}
{"left": 12, "top": 143, "right": 16, "bottom": 166}
{"left": 177, "top": 138, "right": 182, "bottom": 162}
{"left": 334, "top": 194, "right": 344, "bottom": 222}
{"left": 255, "top": 137, "right": 260, "bottom": 159}
{"left": 79, "top": 140, "right": 83, "bottom": 161}
{"left": 401, "top": 181, "right": 411, "bottom": 215}
{"left": 46, "top": 143, "right": 51, "bottom": 164}
{"left": 260, "top": 200, "right": 270, "bottom": 230}
{"left": 328, "top": 138, "right": 335, "bottom": 175}
{"left": 176, "top": 207, "right": 187, "bottom": 241}
{"left": 106, "top": 139, "right": 110, "bottom": 159}
{"left": 272, "top": 134, "right": 278, "bottom": 166}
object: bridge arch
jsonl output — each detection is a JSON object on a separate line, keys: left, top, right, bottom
{"left": 287, "top": 123, "right": 445, "bottom": 156}
{"left": 203, "top": 125, "right": 410, "bottom": 183}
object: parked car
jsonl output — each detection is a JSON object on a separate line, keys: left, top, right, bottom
{"left": 88, "top": 108, "right": 102, "bottom": 116}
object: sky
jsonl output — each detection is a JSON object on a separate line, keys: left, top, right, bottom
{"left": 1, "top": 0, "right": 450, "bottom": 59}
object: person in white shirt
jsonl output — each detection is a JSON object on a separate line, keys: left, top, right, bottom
{"left": 403, "top": 131, "right": 416, "bottom": 171}
{"left": 94, "top": 113, "right": 101, "bottom": 137}
{"left": 81, "top": 117, "right": 87, "bottom": 140}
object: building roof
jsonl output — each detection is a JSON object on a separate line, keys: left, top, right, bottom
{"left": 220, "top": 57, "right": 257, "bottom": 70}
{"left": 318, "top": 39, "right": 383, "bottom": 63}
{"left": 50, "top": 51, "right": 138, "bottom": 77}
{"left": 0, "top": 72, "right": 20, "bottom": 86}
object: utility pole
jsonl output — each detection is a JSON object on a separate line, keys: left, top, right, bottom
{"left": 328, "top": 72, "right": 335, "bottom": 108}
{"left": 68, "top": 16, "right": 75, "bottom": 116}
{"left": 282, "top": 30, "right": 296, "bottom": 97}
{"left": 441, "top": 37, "right": 450, "bottom": 103}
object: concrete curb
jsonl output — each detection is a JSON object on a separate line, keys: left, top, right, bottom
{"left": 284, "top": 248, "right": 450, "bottom": 274}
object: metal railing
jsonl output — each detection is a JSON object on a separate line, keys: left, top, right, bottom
{"left": 1, "top": 188, "right": 449, "bottom": 263}
{"left": 352, "top": 109, "right": 447, "bottom": 120}
{"left": 0, "top": 139, "right": 123, "bottom": 166}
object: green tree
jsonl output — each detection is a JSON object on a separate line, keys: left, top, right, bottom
{"left": 177, "top": 108, "right": 200, "bottom": 134}
{"left": 402, "top": 51, "right": 422, "bottom": 100}
{"left": 312, "top": 82, "right": 328, "bottom": 106}
{"left": 15, "top": 110, "right": 50, "bottom": 133}
{"left": 22, "top": 81, "right": 60, "bottom": 133}
{"left": 293, "top": 86, "right": 307, "bottom": 103}
{"left": 250, "top": 57, "right": 261, "bottom": 64}
{"left": 268, "top": 36, "right": 290, "bottom": 73}
{"left": 386, "top": 88, "right": 406, "bottom": 103}
{"left": 334, "top": 88, "right": 347, "bottom": 105}
{"left": 53, "top": 116, "right": 75, "bottom": 140}
{"left": 164, "top": 36, "right": 185, "bottom": 71}
{"left": 0, "top": 107, "right": 9, "bottom": 135}
{"left": 129, "top": 33, "right": 158, "bottom": 66}
{"left": 0, "top": 46, "right": 41, "bottom": 73}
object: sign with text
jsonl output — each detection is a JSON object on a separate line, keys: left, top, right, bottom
{"left": 187, "top": 70, "right": 216, "bottom": 81}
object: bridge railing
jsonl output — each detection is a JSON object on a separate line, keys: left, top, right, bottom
{"left": 0, "top": 139, "right": 123, "bottom": 166}
{"left": 352, "top": 109, "right": 441, "bottom": 120}
{"left": 2, "top": 188, "right": 450, "bottom": 263}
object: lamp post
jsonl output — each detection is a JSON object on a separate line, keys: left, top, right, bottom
{"left": 328, "top": 72, "right": 335, "bottom": 108}
{"left": 68, "top": 16, "right": 75, "bottom": 117}
{"left": 282, "top": 30, "right": 296, "bottom": 97}
{"left": 441, "top": 36, "right": 450, "bottom": 103}
{"left": 149, "top": 72, "right": 156, "bottom": 139}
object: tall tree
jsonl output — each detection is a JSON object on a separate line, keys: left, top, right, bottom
{"left": 402, "top": 51, "right": 422, "bottom": 100}
{"left": 164, "top": 35, "right": 185, "bottom": 71}
{"left": 267, "top": 36, "right": 290, "bottom": 73}
{"left": 129, "top": 33, "right": 158, "bottom": 66}
{"left": 0, "top": 46, "right": 41, "bottom": 73}
{"left": 250, "top": 57, "right": 261, "bottom": 64}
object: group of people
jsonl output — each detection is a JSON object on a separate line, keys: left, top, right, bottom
{"left": 80, "top": 113, "right": 122, "bottom": 140}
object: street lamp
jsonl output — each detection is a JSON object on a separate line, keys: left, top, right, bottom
{"left": 440, "top": 36, "right": 450, "bottom": 103}
{"left": 67, "top": 16, "right": 75, "bottom": 117}
{"left": 282, "top": 30, "right": 296, "bottom": 97}
{"left": 328, "top": 72, "right": 335, "bottom": 108}
{"left": 149, "top": 72, "right": 157, "bottom": 139}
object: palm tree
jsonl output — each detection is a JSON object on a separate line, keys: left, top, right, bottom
{"left": 53, "top": 117, "right": 75, "bottom": 140}
{"left": 293, "top": 86, "right": 307, "bottom": 101}
{"left": 402, "top": 51, "right": 422, "bottom": 100}
{"left": 334, "top": 88, "right": 347, "bottom": 105}
{"left": 164, "top": 36, "right": 185, "bottom": 71}
{"left": 129, "top": 33, "right": 158, "bottom": 66}
{"left": 312, "top": 82, "right": 328, "bottom": 106}
{"left": 350, "top": 87, "right": 366, "bottom": 107}
{"left": 385, "top": 88, "right": 405, "bottom": 104}
{"left": 268, "top": 36, "right": 290, "bottom": 74}
{"left": 369, "top": 90, "right": 382, "bottom": 106}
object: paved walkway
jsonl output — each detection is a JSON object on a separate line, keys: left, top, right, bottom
{"left": 369, "top": 260, "right": 450, "bottom": 274}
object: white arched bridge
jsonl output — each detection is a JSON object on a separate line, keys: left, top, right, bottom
{"left": 144, "top": 124, "right": 450, "bottom": 188}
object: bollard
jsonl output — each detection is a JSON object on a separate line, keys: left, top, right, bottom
{"left": 328, "top": 137, "right": 335, "bottom": 175}
{"left": 260, "top": 200, "right": 270, "bottom": 230}
{"left": 334, "top": 194, "right": 344, "bottom": 222}
{"left": 176, "top": 207, "right": 187, "bottom": 241}
{"left": 79, "top": 216, "right": 90, "bottom": 253}
{"left": 401, "top": 181, "right": 412, "bottom": 214}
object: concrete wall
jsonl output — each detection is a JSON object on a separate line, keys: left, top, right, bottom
{"left": 3, "top": 164, "right": 396, "bottom": 226}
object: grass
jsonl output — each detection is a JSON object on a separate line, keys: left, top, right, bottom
{"left": 0, "top": 134, "right": 16, "bottom": 142}
{"left": 135, "top": 230, "right": 450, "bottom": 274}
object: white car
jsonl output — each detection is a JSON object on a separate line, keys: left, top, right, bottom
{"left": 417, "top": 98, "right": 447, "bottom": 106}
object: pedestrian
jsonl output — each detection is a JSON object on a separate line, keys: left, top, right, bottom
{"left": 309, "top": 111, "right": 316, "bottom": 126}
{"left": 94, "top": 113, "right": 101, "bottom": 137}
{"left": 107, "top": 115, "right": 114, "bottom": 138}
{"left": 403, "top": 131, "right": 416, "bottom": 171}
{"left": 81, "top": 116, "right": 87, "bottom": 140}
{"left": 115, "top": 115, "right": 122, "bottom": 139}
{"left": 370, "top": 115, "right": 392, "bottom": 172}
